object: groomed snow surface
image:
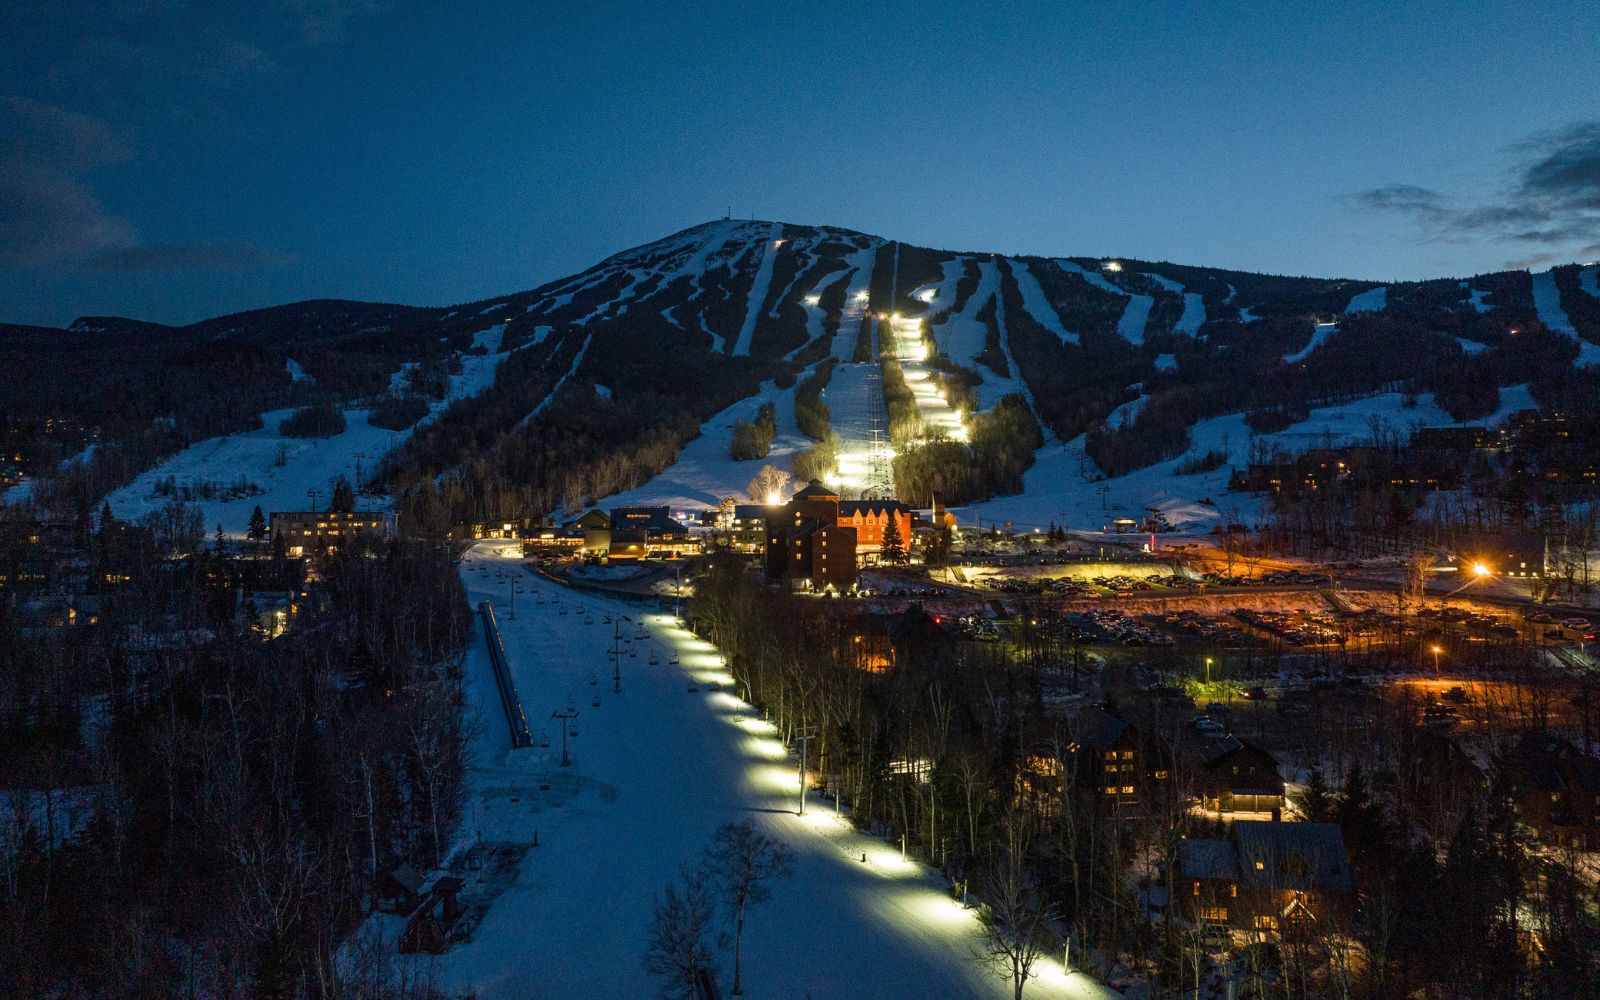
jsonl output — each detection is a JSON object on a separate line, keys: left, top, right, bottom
{"left": 961, "top": 385, "right": 1538, "bottom": 536}
{"left": 1532, "top": 268, "right": 1600, "bottom": 367}
{"left": 105, "top": 325, "right": 511, "bottom": 534}
{"left": 444, "top": 544, "right": 1115, "bottom": 1000}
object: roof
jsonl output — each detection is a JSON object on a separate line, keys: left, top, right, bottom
{"left": 1178, "top": 839, "right": 1239, "bottom": 881}
{"left": 838, "top": 499, "right": 910, "bottom": 517}
{"left": 385, "top": 864, "right": 426, "bottom": 895}
{"left": 733, "top": 505, "right": 766, "bottom": 519}
{"left": 610, "top": 506, "right": 687, "bottom": 535}
{"left": 1233, "top": 821, "right": 1353, "bottom": 893}
{"left": 1201, "top": 736, "right": 1277, "bottom": 769}
{"left": 790, "top": 480, "right": 840, "bottom": 501}
{"left": 1075, "top": 708, "right": 1134, "bottom": 753}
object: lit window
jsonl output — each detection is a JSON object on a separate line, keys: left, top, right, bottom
{"left": 1192, "top": 881, "right": 1200, "bottom": 896}
{"left": 1121, "top": 785, "right": 1134, "bottom": 794}
{"left": 1254, "top": 860, "right": 1265, "bottom": 871}
{"left": 1199, "top": 905, "right": 1228, "bottom": 923}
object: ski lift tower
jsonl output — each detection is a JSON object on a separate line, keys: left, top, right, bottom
{"left": 863, "top": 366, "right": 895, "bottom": 500}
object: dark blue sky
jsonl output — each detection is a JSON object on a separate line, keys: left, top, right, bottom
{"left": 3, "top": 1, "right": 1597, "bottom": 327}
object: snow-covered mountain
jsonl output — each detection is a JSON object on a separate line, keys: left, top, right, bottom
{"left": 7, "top": 220, "right": 1599, "bottom": 534}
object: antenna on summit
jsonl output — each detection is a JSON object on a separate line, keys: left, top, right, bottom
{"left": 725, "top": 205, "right": 731, "bottom": 220}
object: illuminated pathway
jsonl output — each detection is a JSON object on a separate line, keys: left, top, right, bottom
{"left": 445, "top": 541, "right": 1116, "bottom": 999}
{"left": 891, "top": 311, "right": 970, "bottom": 443}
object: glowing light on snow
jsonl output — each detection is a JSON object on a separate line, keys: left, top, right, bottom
{"left": 1103, "top": 260, "right": 1123, "bottom": 272}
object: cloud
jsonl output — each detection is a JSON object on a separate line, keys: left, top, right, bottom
{"left": 84, "top": 241, "right": 295, "bottom": 272}
{"left": 0, "top": 96, "right": 290, "bottom": 273}
{"left": 1351, "top": 120, "right": 1600, "bottom": 268}
{"left": 0, "top": 96, "right": 137, "bottom": 267}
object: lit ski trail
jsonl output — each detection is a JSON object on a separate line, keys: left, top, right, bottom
{"left": 443, "top": 542, "right": 1118, "bottom": 1000}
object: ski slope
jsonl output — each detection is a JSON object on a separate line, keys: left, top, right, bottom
{"left": 1345, "top": 286, "right": 1387, "bottom": 314}
{"left": 1144, "top": 273, "right": 1206, "bottom": 335}
{"left": 442, "top": 544, "right": 1117, "bottom": 1000}
{"left": 960, "top": 385, "right": 1538, "bottom": 535}
{"left": 729, "top": 223, "right": 784, "bottom": 356}
{"left": 105, "top": 326, "right": 511, "bottom": 534}
{"left": 602, "top": 375, "right": 812, "bottom": 510}
{"left": 1009, "top": 259, "right": 1079, "bottom": 344}
{"left": 1055, "top": 260, "right": 1151, "bottom": 345}
{"left": 1532, "top": 268, "right": 1600, "bottom": 366}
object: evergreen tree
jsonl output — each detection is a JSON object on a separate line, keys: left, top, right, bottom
{"left": 214, "top": 523, "right": 227, "bottom": 553}
{"left": 1300, "top": 766, "right": 1333, "bottom": 822}
{"left": 248, "top": 505, "right": 268, "bottom": 543}
{"left": 881, "top": 514, "right": 907, "bottom": 565}
{"left": 330, "top": 474, "right": 356, "bottom": 513}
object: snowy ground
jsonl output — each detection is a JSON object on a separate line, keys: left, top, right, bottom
{"left": 959, "top": 385, "right": 1538, "bottom": 535}
{"left": 1532, "top": 268, "right": 1600, "bottom": 367}
{"left": 602, "top": 374, "right": 813, "bottom": 510}
{"left": 444, "top": 542, "right": 1116, "bottom": 999}
{"left": 104, "top": 326, "right": 511, "bottom": 534}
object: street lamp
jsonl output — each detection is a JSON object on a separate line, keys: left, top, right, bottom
{"left": 1204, "top": 657, "right": 1213, "bottom": 684}
{"left": 1431, "top": 644, "right": 1442, "bottom": 677}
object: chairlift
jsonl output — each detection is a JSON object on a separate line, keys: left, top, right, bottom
{"left": 649, "top": 654, "right": 660, "bottom": 665}
{"left": 603, "top": 615, "right": 612, "bottom": 625}
{"left": 539, "top": 730, "right": 551, "bottom": 749}
{"left": 669, "top": 653, "right": 680, "bottom": 665}
{"left": 629, "top": 649, "right": 637, "bottom": 658}
{"left": 687, "top": 682, "right": 699, "bottom": 693}
{"left": 589, "top": 672, "right": 598, "bottom": 686}
{"left": 585, "top": 618, "right": 594, "bottom": 625}
{"left": 591, "top": 696, "right": 601, "bottom": 708}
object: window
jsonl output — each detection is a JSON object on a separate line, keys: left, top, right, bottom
{"left": 1104, "top": 764, "right": 1118, "bottom": 774}
{"left": 1103, "top": 786, "right": 1117, "bottom": 795}
{"left": 1121, "top": 785, "right": 1134, "bottom": 794}
{"left": 1254, "top": 860, "right": 1265, "bottom": 871}
{"left": 1191, "top": 881, "right": 1200, "bottom": 896}
{"left": 1121, "top": 751, "right": 1134, "bottom": 760}
{"left": 1230, "top": 884, "right": 1238, "bottom": 898}
{"left": 1154, "top": 769, "right": 1169, "bottom": 780}
{"left": 1253, "top": 915, "right": 1278, "bottom": 930}
{"left": 1198, "top": 906, "right": 1228, "bottom": 923}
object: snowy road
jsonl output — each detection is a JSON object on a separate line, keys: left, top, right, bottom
{"left": 446, "top": 543, "right": 1115, "bottom": 999}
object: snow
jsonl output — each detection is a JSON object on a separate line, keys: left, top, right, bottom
{"left": 729, "top": 223, "right": 784, "bottom": 356}
{"left": 929, "top": 260, "right": 998, "bottom": 369}
{"left": 1153, "top": 353, "right": 1178, "bottom": 372}
{"left": 285, "top": 358, "right": 311, "bottom": 382}
{"left": 1282, "top": 321, "right": 1340, "bottom": 364}
{"left": 106, "top": 328, "right": 513, "bottom": 534}
{"left": 525, "top": 333, "right": 593, "bottom": 424}
{"left": 1460, "top": 281, "right": 1491, "bottom": 314}
{"left": 1454, "top": 337, "right": 1489, "bottom": 356}
{"left": 961, "top": 385, "right": 1538, "bottom": 535}
{"left": 594, "top": 384, "right": 612, "bottom": 399}
{"left": 827, "top": 244, "right": 880, "bottom": 359}
{"left": 1008, "top": 260, "right": 1080, "bottom": 345}
{"left": 601, "top": 374, "right": 811, "bottom": 510}
{"left": 1582, "top": 265, "right": 1600, "bottom": 299}
{"left": 441, "top": 543, "right": 1116, "bottom": 1000}
{"left": 1532, "top": 268, "right": 1600, "bottom": 366}
{"left": 1238, "top": 306, "right": 1259, "bottom": 324}
{"left": 1344, "top": 286, "right": 1387, "bottom": 314}
{"left": 1054, "top": 260, "right": 1149, "bottom": 345}
{"left": 1143, "top": 273, "right": 1205, "bottom": 335}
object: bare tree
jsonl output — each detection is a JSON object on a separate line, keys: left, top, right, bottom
{"left": 972, "top": 833, "right": 1056, "bottom": 1000}
{"left": 746, "top": 464, "right": 791, "bottom": 503}
{"left": 643, "top": 863, "right": 725, "bottom": 1000}
{"left": 705, "top": 820, "right": 795, "bottom": 996}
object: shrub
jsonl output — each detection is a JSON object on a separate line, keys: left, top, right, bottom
{"left": 730, "top": 401, "right": 778, "bottom": 460}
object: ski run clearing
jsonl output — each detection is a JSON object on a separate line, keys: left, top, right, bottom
{"left": 104, "top": 325, "right": 512, "bottom": 534}
{"left": 437, "top": 543, "right": 1116, "bottom": 1000}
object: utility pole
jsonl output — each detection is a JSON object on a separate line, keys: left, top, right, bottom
{"left": 551, "top": 703, "right": 578, "bottom": 767}
{"left": 795, "top": 725, "right": 818, "bottom": 815}
{"left": 509, "top": 579, "right": 521, "bottom": 620}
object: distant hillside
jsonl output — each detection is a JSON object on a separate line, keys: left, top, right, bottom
{"left": 6, "top": 220, "right": 1599, "bottom": 530}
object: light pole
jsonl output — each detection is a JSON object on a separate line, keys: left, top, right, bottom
{"left": 795, "top": 726, "right": 818, "bottom": 815}
{"left": 509, "top": 579, "right": 521, "bottom": 620}
{"left": 1431, "top": 644, "right": 1441, "bottom": 678}
{"left": 1205, "top": 657, "right": 1213, "bottom": 685}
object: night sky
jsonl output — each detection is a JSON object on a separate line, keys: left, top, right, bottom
{"left": 3, "top": 1, "right": 1597, "bottom": 327}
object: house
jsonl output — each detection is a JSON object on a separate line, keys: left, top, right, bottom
{"left": 1174, "top": 819, "right": 1355, "bottom": 935}
{"left": 1197, "top": 737, "right": 1285, "bottom": 814}
{"left": 837, "top": 499, "right": 913, "bottom": 559}
{"left": 607, "top": 528, "right": 649, "bottom": 564}
{"left": 764, "top": 481, "right": 859, "bottom": 591}
{"left": 1499, "top": 733, "right": 1600, "bottom": 849}
{"left": 1452, "top": 531, "right": 1547, "bottom": 579}
{"left": 842, "top": 604, "right": 952, "bottom": 672}
{"left": 1068, "top": 708, "right": 1169, "bottom": 814}
{"left": 270, "top": 510, "right": 390, "bottom": 556}
{"left": 559, "top": 508, "right": 611, "bottom": 553}
{"left": 609, "top": 506, "right": 697, "bottom": 558}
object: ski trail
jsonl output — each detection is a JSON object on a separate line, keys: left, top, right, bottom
{"left": 729, "top": 223, "right": 783, "bottom": 356}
